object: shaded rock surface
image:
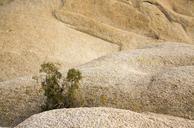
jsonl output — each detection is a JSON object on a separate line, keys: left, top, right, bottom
{"left": 16, "top": 107, "right": 194, "bottom": 128}
{"left": 0, "top": 77, "right": 44, "bottom": 127}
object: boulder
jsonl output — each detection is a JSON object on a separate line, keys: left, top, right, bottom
{"left": 0, "top": 77, "right": 43, "bottom": 127}
{"left": 76, "top": 43, "right": 194, "bottom": 119}
{"left": 16, "top": 107, "right": 194, "bottom": 128}
{"left": 1, "top": 43, "right": 194, "bottom": 126}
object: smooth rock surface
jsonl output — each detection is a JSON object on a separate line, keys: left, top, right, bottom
{"left": 1, "top": 0, "right": 194, "bottom": 80}
{"left": 0, "top": 0, "right": 194, "bottom": 127}
{"left": 77, "top": 43, "right": 194, "bottom": 119}
{"left": 0, "top": 77, "right": 44, "bottom": 127}
{"left": 16, "top": 107, "right": 194, "bottom": 128}
{"left": 1, "top": 43, "right": 194, "bottom": 126}
{"left": 0, "top": 0, "right": 118, "bottom": 81}
{"left": 56, "top": 0, "right": 194, "bottom": 49}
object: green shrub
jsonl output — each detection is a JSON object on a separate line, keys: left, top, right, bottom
{"left": 39, "top": 63, "right": 84, "bottom": 111}
{"left": 40, "top": 63, "right": 64, "bottom": 111}
{"left": 65, "top": 69, "right": 84, "bottom": 108}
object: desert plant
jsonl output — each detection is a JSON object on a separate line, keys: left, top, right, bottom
{"left": 40, "top": 62, "right": 65, "bottom": 111}
{"left": 40, "top": 63, "right": 84, "bottom": 111}
{"left": 65, "top": 68, "right": 84, "bottom": 108}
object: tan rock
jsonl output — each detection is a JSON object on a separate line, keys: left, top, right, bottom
{"left": 1, "top": 43, "right": 194, "bottom": 126}
{"left": 1, "top": 0, "right": 194, "bottom": 81}
{"left": 16, "top": 107, "right": 194, "bottom": 128}
{"left": 0, "top": 0, "right": 194, "bottom": 127}
{"left": 142, "top": 66, "right": 194, "bottom": 120}
{"left": 0, "top": 0, "right": 118, "bottom": 81}
{"left": 77, "top": 43, "right": 194, "bottom": 119}
{"left": 56, "top": 0, "right": 194, "bottom": 47}
{"left": 0, "top": 77, "right": 43, "bottom": 127}
{"left": 0, "top": 0, "right": 12, "bottom": 5}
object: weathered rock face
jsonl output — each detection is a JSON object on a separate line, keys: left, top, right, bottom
{"left": 0, "top": 0, "right": 118, "bottom": 81}
{"left": 0, "top": 0, "right": 194, "bottom": 81}
{"left": 143, "top": 66, "right": 194, "bottom": 119}
{"left": 77, "top": 43, "right": 194, "bottom": 120}
{"left": 0, "top": 77, "right": 44, "bottom": 127}
{"left": 56, "top": 0, "right": 194, "bottom": 49}
{"left": 1, "top": 43, "right": 194, "bottom": 127}
{"left": 16, "top": 107, "right": 194, "bottom": 128}
{"left": 0, "top": 0, "right": 194, "bottom": 127}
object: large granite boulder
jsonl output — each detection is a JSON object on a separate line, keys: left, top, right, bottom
{"left": 16, "top": 107, "right": 194, "bottom": 128}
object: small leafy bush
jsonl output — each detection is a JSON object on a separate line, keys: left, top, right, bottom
{"left": 65, "top": 69, "right": 84, "bottom": 108}
{"left": 40, "top": 63, "right": 64, "bottom": 111}
{"left": 39, "top": 62, "right": 84, "bottom": 111}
